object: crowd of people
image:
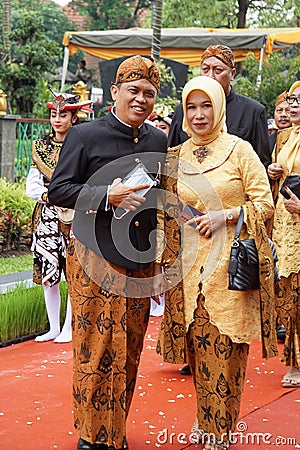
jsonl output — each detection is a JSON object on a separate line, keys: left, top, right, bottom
{"left": 268, "top": 81, "right": 300, "bottom": 388}
{"left": 25, "top": 47, "right": 300, "bottom": 450}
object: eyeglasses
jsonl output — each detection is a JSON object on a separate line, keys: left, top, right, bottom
{"left": 286, "top": 95, "right": 300, "bottom": 105}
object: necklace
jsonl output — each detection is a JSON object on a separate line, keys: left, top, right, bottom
{"left": 193, "top": 145, "right": 212, "bottom": 163}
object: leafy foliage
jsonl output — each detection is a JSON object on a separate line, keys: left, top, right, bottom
{"left": 245, "top": 0, "right": 300, "bottom": 28}
{"left": 69, "top": 0, "right": 152, "bottom": 30}
{"left": 0, "top": 0, "right": 77, "bottom": 53}
{"left": 154, "top": 59, "right": 180, "bottom": 113}
{"left": 0, "top": 284, "right": 48, "bottom": 343}
{"left": 0, "top": 179, "right": 34, "bottom": 253}
{"left": 158, "top": 0, "right": 300, "bottom": 28}
{"left": 0, "top": 14, "right": 60, "bottom": 115}
{"left": 0, "top": 254, "right": 33, "bottom": 275}
{"left": 0, "top": 0, "right": 78, "bottom": 116}
{"left": 154, "top": 95, "right": 180, "bottom": 116}
{"left": 159, "top": 0, "right": 237, "bottom": 28}
{"left": 233, "top": 52, "right": 300, "bottom": 117}
{"left": 0, "top": 282, "right": 68, "bottom": 343}
{"left": 1, "top": 0, "right": 300, "bottom": 118}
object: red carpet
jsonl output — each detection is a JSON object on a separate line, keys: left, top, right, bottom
{"left": 0, "top": 318, "right": 299, "bottom": 449}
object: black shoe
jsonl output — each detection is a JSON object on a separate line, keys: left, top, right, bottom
{"left": 77, "top": 437, "right": 129, "bottom": 450}
{"left": 77, "top": 438, "right": 103, "bottom": 449}
{"left": 180, "top": 364, "right": 192, "bottom": 375}
{"left": 276, "top": 325, "right": 286, "bottom": 343}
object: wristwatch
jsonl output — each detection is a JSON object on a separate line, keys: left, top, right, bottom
{"left": 226, "top": 210, "right": 234, "bottom": 224}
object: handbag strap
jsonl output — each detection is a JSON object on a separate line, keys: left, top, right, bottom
{"left": 233, "top": 207, "right": 244, "bottom": 240}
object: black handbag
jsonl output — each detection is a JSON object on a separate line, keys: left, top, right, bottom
{"left": 228, "top": 208, "right": 260, "bottom": 291}
{"left": 280, "top": 174, "right": 300, "bottom": 199}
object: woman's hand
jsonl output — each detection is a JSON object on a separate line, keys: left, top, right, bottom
{"left": 283, "top": 187, "right": 300, "bottom": 214}
{"left": 187, "top": 210, "right": 226, "bottom": 238}
{"left": 152, "top": 263, "right": 165, "bottom": 304}
{"left": 268, "top": 162, "right": 284, "bottom": 180}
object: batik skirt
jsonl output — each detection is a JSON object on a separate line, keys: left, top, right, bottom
{"left": 186, "top": 294, "right": 249, "bottom": 446}
{"left": 276, "top": 273, "right": 300, "bottom": 367}
{"left": 67, "top": 239, "right": 153, "bottom": 449}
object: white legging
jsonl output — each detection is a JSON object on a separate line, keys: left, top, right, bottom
{"left": 35, "top": 284, "right": 72, "bottom": 342}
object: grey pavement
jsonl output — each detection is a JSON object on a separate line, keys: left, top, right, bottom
{"left": 0, "top": 269, "right": 34, "bottom": 294}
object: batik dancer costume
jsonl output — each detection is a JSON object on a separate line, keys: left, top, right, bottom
{"left": 26, "top": 92, "right": 92, "bottom": 343}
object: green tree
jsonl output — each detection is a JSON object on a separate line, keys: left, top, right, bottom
{"left": 8, "top": 0, "right": 77, "bottom": 50}
{"left": 159, "top": 0, "right": 242, "bottom": 28}
{"left": 0, "top": 0, "right": 78, "bottom": 116}
{"left": 233, "top": 52, "right": 300, "bottom": 116}
{"left": 160, "top": 0, "right": 300, "bottom": 29}
{"left": 246, "top": 0, "right": 300, "bottom": 28}
{"left": 0, "top": 12, "right": 61, "bottom": 115}
{"left": 69, "top": 0, "right": 152, "bottom": 30}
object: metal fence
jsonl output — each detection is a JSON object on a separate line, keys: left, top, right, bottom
{"left": 15, "top": 118, "right": 49, "bottom": 182}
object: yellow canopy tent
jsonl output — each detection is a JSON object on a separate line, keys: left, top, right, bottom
{"left": 61, "top": 27, "right": 300, "bottom": 87}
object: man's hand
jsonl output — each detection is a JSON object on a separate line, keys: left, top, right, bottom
{"left": 108, "top": 178, "right": 150, "bottom": 211}
{"left": 283, "top": 187, "right": 300, "bottom": 214}
{"left": 268, "top": 162, "right": 284, "bottom": 180}
{"left": 152, "top": 263, "right": 165, "bottom": 304}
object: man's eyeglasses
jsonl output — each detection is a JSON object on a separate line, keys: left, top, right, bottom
{"left": 286, "top": 95, "right": 300, "bottom": 105}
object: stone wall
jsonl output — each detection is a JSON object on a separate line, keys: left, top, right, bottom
{"left": 0, "top": 116, "right": 18, "bottom": 181}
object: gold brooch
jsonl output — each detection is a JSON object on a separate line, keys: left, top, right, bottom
{"left": 193, "top": 146, "right": 212, "bottom": 163}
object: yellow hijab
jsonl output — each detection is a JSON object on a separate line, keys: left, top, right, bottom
{"left": 182, "top": 76, "right": 226, "bottom": 146}
{"left": 283, "top": 80, "right": 300, "bottom": 173}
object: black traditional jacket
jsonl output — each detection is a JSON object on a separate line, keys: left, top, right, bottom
{"left": 48, "top": 112, "right": 167, "bottom": 270}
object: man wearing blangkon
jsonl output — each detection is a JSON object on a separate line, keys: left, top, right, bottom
{"left": 48, "top": 55, "right": 167, "bottom": 450}
{"left": 168, "top": 44, "right": 271, "bottom": 168}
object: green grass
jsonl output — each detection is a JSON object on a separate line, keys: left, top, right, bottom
{"left": 0, "top": 253, "right": 33, "bottom": 276}
{"left": 0, "top": 282, "right": 68, "bottom": 342}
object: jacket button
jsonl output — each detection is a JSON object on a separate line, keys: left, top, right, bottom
{"left": 135, "top": 221, "right": 140, "bottom": 227}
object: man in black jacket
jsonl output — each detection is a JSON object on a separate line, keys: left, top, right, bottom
{"left": 48, "top": 55, "right": 167, "bottom": 450}
{"left": 168, "top": 44, "right": 271, "bottom": 169}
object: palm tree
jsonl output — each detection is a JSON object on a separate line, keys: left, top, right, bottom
{"left": 1, "top": 0, "right": 12, "bottom": 65}
{"left": 152, "top": 0, "right": 163, "bottom": 61}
